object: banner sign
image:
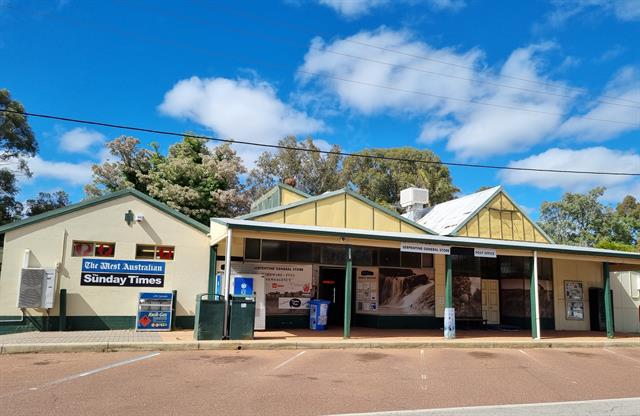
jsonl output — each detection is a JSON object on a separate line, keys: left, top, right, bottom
{"left": 400, "top": 242, "right": 451, "bottom": 255}
{"left": 278, "top": 297, "right": 310, "bottom": 310}
{"left": 136, "top": 292, "right": 173, "bottom": 331}
{"left": 81, "top": 258, "right": 165, "bottom": 287}
{"left": 474, "top": 248, "right": 497, "bottom": 258}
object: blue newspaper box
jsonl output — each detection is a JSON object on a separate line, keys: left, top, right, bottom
{"left": 309, "top": 299, "right": 331, "bottom": 330}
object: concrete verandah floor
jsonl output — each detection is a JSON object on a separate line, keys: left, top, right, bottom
{"left": 252, "top": 327, "right": 640, "bottom": 342}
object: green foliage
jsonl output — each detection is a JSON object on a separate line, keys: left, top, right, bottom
{"left": 538, "top": 187, "right": 639, "bottom": 249}
{"left": 86, "top": 135, "right": 249, "bottom": 224}
{"left": 0, "top": 89, "right": 39, "bottom": 225}
{"left": 342, "top": 147, "right": 458, "bottom": 208}
{"left": 595, "top": 240, "right": 638, "bottom": 253}
{"left": 24, "top": 191, "right": 70, "bottom": 217}
{"left": 247, "top": 136, "right": 344, "bottom": 198}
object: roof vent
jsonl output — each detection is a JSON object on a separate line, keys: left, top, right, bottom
{"left": 400, "top": 187, "right": 429, "bottom": 209}
{"left": 400, "top": 187, "right": 430, "bottom": 221}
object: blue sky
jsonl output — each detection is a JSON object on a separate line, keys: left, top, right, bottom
{"left": 1, "top": 0, "right": 639, "bottom": 217}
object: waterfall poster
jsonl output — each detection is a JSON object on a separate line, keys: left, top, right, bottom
{"left": 378, "top": 268, "right": 435, "bottom": 315}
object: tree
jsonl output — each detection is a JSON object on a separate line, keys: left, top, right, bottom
{"left": 342, "top": 147, "right": 458, "bottom": 209}
{"left": 0, "top": 89, "right": 38, "bottom": 224}
{"left": 24, "top": 191, "right": 70, "bottom": 217}
{"left": 146, "top": 137, "right": 250, "bottom": 222}
{"left": 538, "top": 187, "right": 638, "bottom": 249}
{"left": 247, "top": 136, "right": 344, "bottom": 198}
{"left": 85, "top": 136, "right": 158, "bottom": 196}
{"left": 86, "top": 135, "right": 249, "bottom": 223}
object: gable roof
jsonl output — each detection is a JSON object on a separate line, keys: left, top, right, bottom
{"left": 0, "top": 188, "right": 209, "bottom": 234}
{"left": 417, "top": 186, "right": 553, "bottom": 243}
{"left": 239, "top": 187, "right": 437, "bottom": 234}
{"left": 250, "top": 183, "right": 310, "bottom": 212}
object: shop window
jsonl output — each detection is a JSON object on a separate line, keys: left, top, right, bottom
{"left": 321, "top": 245, "right": 346, "bottom": 265}
{"left": 421, "top": 254, "right": 434, "bottom": 268}
{"left": 289, "top": 242, "right": 313, "bottom": 263}
{"left": 352, "top": 247, "right": 375, "bottom": 266}
{"left": 261, "top": 240, "right": 287, "bottom": 262}
{"left": 136, "top": 244, "right": 175, "bottom": 260}
{"left": 400, "top": 251, "right": 421, "bottom": 268}
{"left": 244, "top": 239, "right": 261, "bottom": 261}
{"left": 379, "top": 248, "right": 400, "bottom": 267}
{"left": 72, "top": 241, "right": 115, "bottom": 258}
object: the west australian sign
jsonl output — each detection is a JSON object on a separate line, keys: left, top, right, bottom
{"left": 81, "top": 258, "right": 166, "bottom": 287}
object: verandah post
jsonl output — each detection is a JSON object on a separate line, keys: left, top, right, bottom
{"left": 444, "top": 254, "right": 454, "bottom": 339}
{"left": 530, "top": 253, "right": 540, "bottom": 340}
{"left": 343, "top": 245, "right": 353, "bottom": 339}
{"left": 603, "top": 262, "right": 614, "bottom": 338}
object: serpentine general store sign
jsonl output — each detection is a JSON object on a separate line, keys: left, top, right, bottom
{"left": 81, "top": 259, "right": 166, "bottom": 287}
{"left": 400, "top": 242, "right": 451, "bottom": 255}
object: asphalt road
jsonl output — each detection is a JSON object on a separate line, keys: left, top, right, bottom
{"left": 1, "top": 347, "right": 639, "bottom": 416}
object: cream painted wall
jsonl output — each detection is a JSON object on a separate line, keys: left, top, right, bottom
{"left": 612, "top": 271, "right": 640, "bottom": 333}
{"left": 552, "top": 258, "right": 603, "bottom": 331}
{"left": 0, "top": 195, "right": 210, "bottom": 318}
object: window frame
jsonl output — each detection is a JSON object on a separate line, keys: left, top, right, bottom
{"left": 72, "top": 240, "right": 116, "bottom": 258}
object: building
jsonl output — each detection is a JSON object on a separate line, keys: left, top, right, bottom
{"left": 1, "top": 184, "right": 639, "bottom": 337}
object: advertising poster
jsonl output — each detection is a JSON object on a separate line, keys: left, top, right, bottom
{"left": 356, "top": 268, "right": 378, "bottom": 314}
{"left": 378, "top": 268, "right": 435, "bottom": 315}
{"left": 231, "top": 263, "right": 312, "bottom": 315}
{"left": 565, "top": 281, "right": 584, "bottom": 320}
{"left": 81, "top": 258, "right": 165, "bottom": 287}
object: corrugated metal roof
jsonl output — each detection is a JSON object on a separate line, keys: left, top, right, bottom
{"left": 417, "top": 186, "right": 502, "bottom": 235}
{"left": 211, "top": 218, "right": 640, "bottom": 262}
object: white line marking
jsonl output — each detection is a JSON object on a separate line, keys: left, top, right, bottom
{"left": 518, "top": 349, "right": 577, "bottom": 384}
{"left": 273, "top": 350, "right": 306, "bottom": 370}
{"left": 23, "top": 352, "right": 160, "bottom": 393}
{"left": 328, "top": 397, "right": 640, "bottom": 416}
{"left": 604, "top": 348, "right": 640, "bottom": 365}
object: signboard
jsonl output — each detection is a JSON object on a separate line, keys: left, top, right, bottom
{"left": 474, "top": 248, "right": 497, "bottom": 258}
{"left": 136, "top": 292, "right": 173, "bottom": 331}
{"left": 81, "top": 258, "right": 165, "bottom": 287}
{"left": 278, "top": 297, "right": 310, "bottom": 309}
{"left": 233, "top": 277, "right": 254, "bottom": 297}
{"left": 400, "top": 242, "right": 451, "bottom": 255}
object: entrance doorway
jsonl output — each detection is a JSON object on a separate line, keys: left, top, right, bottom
{"left": 318, "top": 267, "right": 351, "bottom": 327}
{"left": 482, "top": 279, "right": 500, "bottom": 324}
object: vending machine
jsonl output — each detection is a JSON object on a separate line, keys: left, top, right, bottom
{"left": 230, "top": 274, "right": 266, "bottom": 330}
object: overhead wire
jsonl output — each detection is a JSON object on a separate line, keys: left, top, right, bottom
{"left": 31, "top": 7, "right": 640, "bottom": 127}
{"left": 2, "top": 108, "right": 639, "bottom": 177}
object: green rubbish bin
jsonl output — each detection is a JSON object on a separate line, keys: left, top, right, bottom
{"left": 228, "top": 296, "right": 256, "bottom": 340}
{"left": 194, "top": 293, "right": 225, "bottom": 340}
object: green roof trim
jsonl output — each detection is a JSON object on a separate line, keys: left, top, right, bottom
{"left": 0, "top": 188, "right": 209, "bottom": 234}
{"left": 212, "top": 218, "right": 640, "bottom": 262}
{"left": 239, "top": 187, "right": 437, "bottom": 235}
{"left": 249, "top": 183, "right": 311, "bottom": 212}
{"left": 449, "top": 186, "right": 555, "bottom": 244}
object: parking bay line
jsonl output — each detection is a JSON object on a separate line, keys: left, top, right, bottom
{"left": 10, "top": 352, "right": 161, "bottom": 395}
{"left": 273, "top": 350, "right": 306, "bottom": 370}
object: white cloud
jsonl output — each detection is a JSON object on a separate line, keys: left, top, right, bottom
{"left": 316, "top": 0, "right": 465, "bottom": 18}
{"left": 159, "top": 76, "right": 326, "bottom": 166}
{"left": 299, "top": 29, "right": 575, "bottom": 159}
{"left": 59, "top": 127, "right": 106, "bottom": 154}
{"left": 24, "top": 156, "right": 94, "bottom": 185}
{"left": 318, "top": 0, "right": 389, "bottom": 18}
{"left": 557, "top": 66, "right": 640, "bottom": 141}
{"left": 500, "top": 147, "right": 640, "bottom": 200}
{"left": 547, "top": 0, "right": 640, "bottom": 25}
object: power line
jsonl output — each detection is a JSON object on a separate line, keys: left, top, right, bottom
{"left": 2, "top": 108, "right": 639, "bottom": 177}
{"left": 132, "top": 1, "right": 640, "bottom": 110}
{"left": 40, "top": 9, "right": 640, "bottom": 128}
{"left": 202, "top": 0, "right": 640, "bottom": 107}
